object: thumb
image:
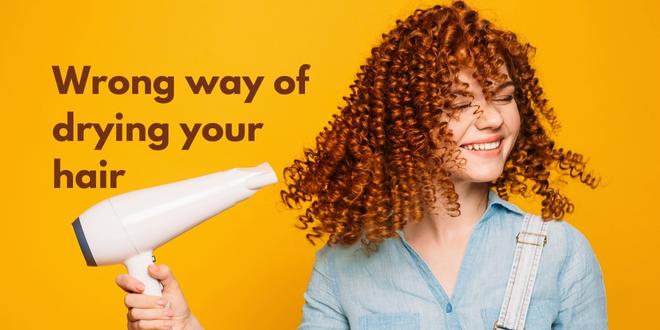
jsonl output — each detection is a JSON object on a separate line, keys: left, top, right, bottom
{"left": 148, "top": 264, "right": 179, "bottom": 291}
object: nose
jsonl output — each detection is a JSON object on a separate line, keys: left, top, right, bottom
{"left": 474, "top": 101, "right": 504, "bottom": 130}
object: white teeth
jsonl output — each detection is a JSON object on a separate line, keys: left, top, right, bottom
{"left": 463, "top": 139, "right": 501, "bottom": 151}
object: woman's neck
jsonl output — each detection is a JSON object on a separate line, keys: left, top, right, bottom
{"left": 403, "top": 181, "right": 491, "bottom": 245}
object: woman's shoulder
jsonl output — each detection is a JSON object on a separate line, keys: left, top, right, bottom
{"left": 523, "top": 211, "right": 601, "bottom": 271}
{"left": 316, "top": 235, "right": 398, "bottom": 258}
{"left": 312, "top": 234, "right": 406, "bottom": 274}
{"left": 529, "top": 212, "right": 596, "bottom": 249}
{"left": 490, "top": 191, "right": 596, "bottom": 253}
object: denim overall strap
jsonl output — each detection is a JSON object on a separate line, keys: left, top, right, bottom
{"left": 494, "top": 213, "right": 549, "bottom": 330}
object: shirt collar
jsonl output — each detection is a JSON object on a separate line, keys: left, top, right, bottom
{"left": 486, "top": 189, "right": 524, "bottom": 218}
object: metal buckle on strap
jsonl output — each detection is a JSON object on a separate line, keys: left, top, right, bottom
{"left": 516, "top": 231, "right": 547, "bottom": 247}
{"left": 493, "top": 322, "right": 516, "bottom": 330}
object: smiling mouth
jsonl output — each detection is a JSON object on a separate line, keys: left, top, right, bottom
{"left": 460, "top": 138, "right": 503, "bottom": 151}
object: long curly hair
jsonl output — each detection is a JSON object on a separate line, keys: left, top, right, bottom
{"left": 280, "top": 0, "right": 600, "bottom": 254}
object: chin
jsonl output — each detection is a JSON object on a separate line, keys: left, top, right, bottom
{"left": 455, "top": 165, "right": 505, "bottom": 183}
{"left": 467, "top": 173, "right": 502, "bottom": 182}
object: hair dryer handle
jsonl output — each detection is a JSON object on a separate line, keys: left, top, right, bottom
{"left": 124, "top": 250, "right": 163, "bottom": 297}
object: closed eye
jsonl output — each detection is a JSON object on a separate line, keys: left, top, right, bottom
{"left": 450, "top": 103, "right": 474, "bottom": 110}
{"left": 492, "top": 95, "right": 514, "bottom": 104}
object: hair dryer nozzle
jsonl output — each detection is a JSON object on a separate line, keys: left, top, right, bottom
{"left": 244, "top": 162, "right": 278, "bottom": 190}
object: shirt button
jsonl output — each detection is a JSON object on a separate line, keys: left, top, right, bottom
{"left": 445, "top": 303, "right": 453, "bottom": 313}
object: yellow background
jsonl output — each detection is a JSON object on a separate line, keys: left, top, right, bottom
{"left": 0, "top": 0, "right": 657, "bottom": 328}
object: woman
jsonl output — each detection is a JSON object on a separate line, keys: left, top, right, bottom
{"left": 115, "top": 1, "right": 607, "bottom": 329}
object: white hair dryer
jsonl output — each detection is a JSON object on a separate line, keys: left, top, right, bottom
{"left": 72, "top": 162, "right": 277, "bottom": 296}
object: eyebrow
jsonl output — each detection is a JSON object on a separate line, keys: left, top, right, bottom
{"left": 449, "top": 80, "right": 515, "bottom": 95}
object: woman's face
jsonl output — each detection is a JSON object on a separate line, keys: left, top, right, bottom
{"left": 440, "top": 65, "right": 521, "bottom": 183}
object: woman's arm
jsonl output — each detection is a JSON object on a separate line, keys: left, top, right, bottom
{"left": 299, "top": 245, "right": 350, "bottom": 330}
{"left": 552, "top": 223, "right": 608, "bottom": 329}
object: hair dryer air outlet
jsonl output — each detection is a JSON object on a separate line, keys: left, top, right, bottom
{"left": 72, "top": 162, "right": 278, "bottom": 296}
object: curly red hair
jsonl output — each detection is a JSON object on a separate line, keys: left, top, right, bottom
{"left": 280, "top": 0, "right": 600, "bottom": 253}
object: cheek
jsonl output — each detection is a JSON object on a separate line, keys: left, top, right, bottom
{"left": 504, "top": 106, "right": 521, "bottom": 137}
{"left": 445, "top": 117, "right": 472, "bottom": 142}
{"left": 446, "top": 123, "right": 463, "bottom": 144}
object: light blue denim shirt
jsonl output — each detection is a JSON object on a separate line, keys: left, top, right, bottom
{"left": 299, "top": 189, "right": 607, "bottom": 329}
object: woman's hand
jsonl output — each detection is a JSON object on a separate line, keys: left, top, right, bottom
{"left": 115, "top": 264, "right": 204, "bottom": 330}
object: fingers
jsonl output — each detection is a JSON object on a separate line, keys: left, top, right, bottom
{"left": 116, "top": 264, "right": 177, "bottom": 294}
{"left": 119, "top": 264, "right": 188, "bottom": 330}
{"left": 128, "top": 319, "right": 173, "bottom": 330}
{"left": 147, "top": 264, "right": 179, "bottom": 292}
{"left": 127, "top": 307, "right": 173, "bottom": 321}
{"left": 124, "top": 293, "right": 168, "bottom": 309}
{"left": 116, "top": 274, "right": 145, "bottom": 293}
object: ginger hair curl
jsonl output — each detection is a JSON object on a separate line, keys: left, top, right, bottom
{"left": 280, "top": 0, "right": 601, "bottom": 254}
